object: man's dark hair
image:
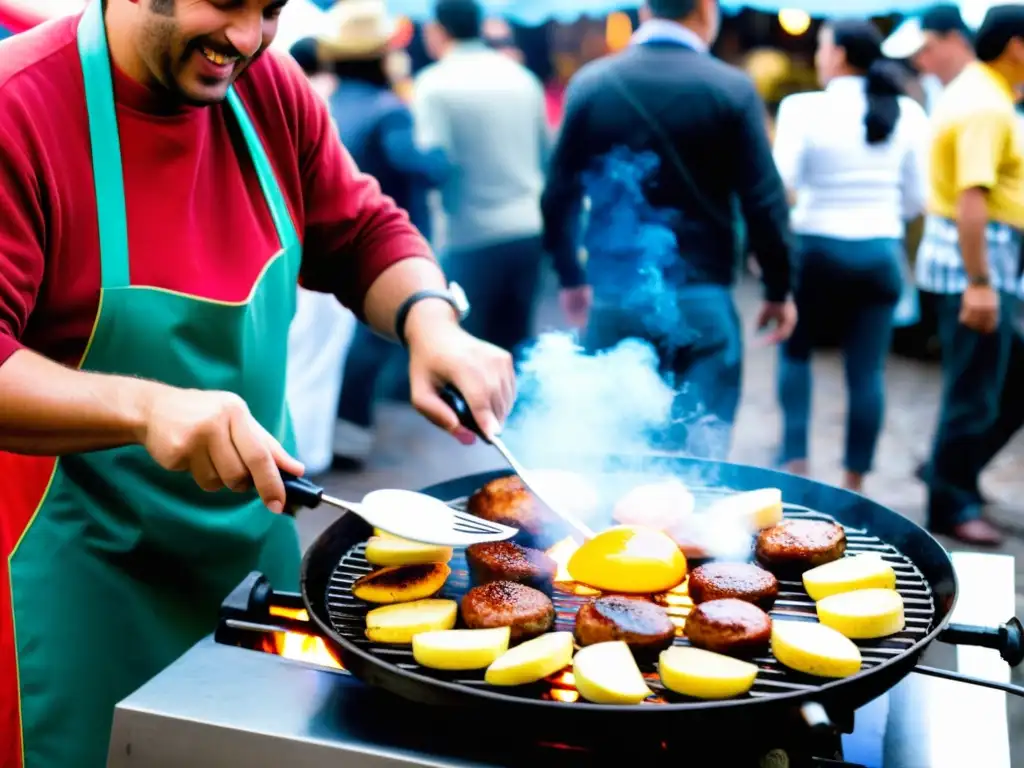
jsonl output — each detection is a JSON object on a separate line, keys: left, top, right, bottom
{"left": 975, "top": 5, "right": 1024, "bottom": 62}
{"left": 920, "top": 4, "right": 972, "bottom": 40}
{"left": 434, "top": 0, "right": 483, "bottom": 41}
{"left": 289, "top": 38, "right": 320, "bottom": 77}
{"left": 646, "top": 0, "right": 698, "bottom": 19}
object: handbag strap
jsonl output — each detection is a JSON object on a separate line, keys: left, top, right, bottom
{"left": 605, "top": 71, "right": 734, "bottom": 231}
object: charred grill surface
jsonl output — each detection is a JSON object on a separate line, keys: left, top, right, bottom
{"left": 321, "top": 491, "right": 937, "bottom": 708}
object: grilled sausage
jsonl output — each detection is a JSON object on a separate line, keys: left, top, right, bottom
{"left": 466, "top": 541, "right": 558, "bottom": 593}
{"left": 688, "top": 563, "right": 779, "bottom": 610}
{"left": 461, "top": 581, "right": 555, "bottom": 643}
{"left": 755, "top": 520, "right": 846, "bottom": 575}
{"left": 574, "top": 596, "right": 675, "bottom": 656}
{"left": 467, "top": 476, "right": 557, "bottom": 547}
{"left": 684, "top": 598, "right": 771, "bottom": 656}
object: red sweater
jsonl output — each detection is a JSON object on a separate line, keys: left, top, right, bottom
{"left": 0, "top": 13, "right": 433, "bottom": 370}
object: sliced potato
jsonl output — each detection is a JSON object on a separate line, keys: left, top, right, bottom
{"left": 816, "top": 588, "right": 905, "bottom": 639}
{"left": 365, "top": 536, "right": 454, "bottom": 567}
{"left": 705, "top": 488, "right": 784, "bottom": 531}
{"left": 658, "top": 646, "right": 758, "bottom": 700}
{"left": 485, "top": 632, "right": 575, "bottom": 686}
{"left": 365, "top": 599, "right": 458, "bottom": 644}
{"left": 771, "top": 621, "right": 861, "bottom": 679}
{"left": 802, "top": 554, "right": 896, "bottom": 601}
{"left": 572, "top": 641, "right": 652, "bottom": 704}
{"left": 352, "top": 563, "right": 450, "bottom": 604}
{"left": 412, "top": 627, "right": 511, "bottom": 671}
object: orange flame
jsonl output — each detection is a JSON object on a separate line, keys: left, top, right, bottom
{"left": 269, "top": 607, "right": 344, "bottom": 669}
{"left": 546, "top": 536, "right": 601, "bottom": 596}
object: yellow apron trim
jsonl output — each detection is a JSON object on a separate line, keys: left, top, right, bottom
{"left": 8, "top": 457, "right": 61, "bottom": 767}
{"left": 102, "top": 249, "right": 287, "bottom": 307}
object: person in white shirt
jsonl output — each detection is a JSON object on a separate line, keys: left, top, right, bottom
{"left": 412, "top": 0, "right": 550, "bottom": 358}
{"left": 772, "top": 19, "right": 930, "bottom": 492}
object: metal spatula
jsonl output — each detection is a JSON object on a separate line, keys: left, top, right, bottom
{"left": 281, "top": 473, "right": 519, "bottom": 547}
{"left": 438, "top": 385, "right": 596, "bottom": 541}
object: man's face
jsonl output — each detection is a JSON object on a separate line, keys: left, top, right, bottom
{"left": 134, "top": 0, "right": 288, "bottom": 106}
{"left": 912, "top": 31, "right": 964, "bottom": 85}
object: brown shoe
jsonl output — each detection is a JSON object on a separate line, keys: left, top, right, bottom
{"left": 948, "top": 519, "right": 1004, "bottom": 546}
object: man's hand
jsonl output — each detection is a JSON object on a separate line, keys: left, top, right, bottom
{"left": 559, "top": 286, "right": 593, "bottom": 328}
{"left": 755, "top": 300, "right": 798, "bottom": 344}
{"left": 960, "top": 284, "right": 1000, "bottom": 333}
{"left": 139, "top": 387, "right": 304, "bottom": 514}
{"left": 407, "top": 324, "right": 515, "bottom": 442}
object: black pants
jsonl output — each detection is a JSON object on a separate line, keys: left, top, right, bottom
{"left": 335, "top": 235, "right": 542, "bottom": 431}
{"left": 443, "top": 235, "right": 544, "bottom": 359}
{"left": 583, "top": 285, "right": 742, "bottom": 459}
{"left": 926, "top": 293, "right": 1015, "bottom": 530}
{"left": 977, "top": 329, "right": 1024, "bottom": 469}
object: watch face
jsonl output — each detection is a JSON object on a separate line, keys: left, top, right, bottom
{"left": 449, "top": 282, "right": 471, "bottom": 318}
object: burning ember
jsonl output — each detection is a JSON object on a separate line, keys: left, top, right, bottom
{"left": 267, "top": 607, "right": 345, "bottom": 669}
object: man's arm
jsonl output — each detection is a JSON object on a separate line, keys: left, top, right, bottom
{"left": 540, "top": 77, "right": 591, "bottom": 289}
{"left": 731, "top": 81, "right": 793, "bottom": 303}
{"left": 953, "top": 113, "right": 1008, "bottom": 281}
{"left": 293, "top": 71, "right": 452, "bottom": 337}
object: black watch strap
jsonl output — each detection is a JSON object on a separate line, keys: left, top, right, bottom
{"left": 394, "top": 284, "right": 469, "bottom": 347}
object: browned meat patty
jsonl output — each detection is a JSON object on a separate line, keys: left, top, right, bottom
{"left": 685, "top": 598, "right": 772, "bottom": 656}
{"left": 755, "top": 520, "right": 846, "bottom": 575}
{"left": 461, "top": 581, "right": 555, "bottom": 643}
{"left": 689, "top": 563, "right": 779, "bottom": 610}
{"left": 574, "top": 596, "right": 675, "bottom": 655}
{"left": 467, "top": 476, "right": 556, "bottom": 546}
{"left": 466, "top": 541, "right": 557, "bottom": 592}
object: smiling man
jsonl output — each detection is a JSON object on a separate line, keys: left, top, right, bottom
{"left": 0, "top": 1, "right": 514, "bottom": 766}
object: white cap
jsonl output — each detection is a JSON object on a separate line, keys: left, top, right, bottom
{"left": 882, "top": 17, "right": 927, "bottom": 60}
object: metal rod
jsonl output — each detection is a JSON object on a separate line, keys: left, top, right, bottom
{"left": 912, "top": 665, "right": 1024, "bottom": 698}
{"left": 490, "top": 435, "right": 596, "bottom": 540}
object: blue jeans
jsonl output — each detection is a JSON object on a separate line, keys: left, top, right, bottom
{"left": 584, "top": 284, "right": 742, "bottom": 458}
{"left": 778, "top": 235, "right": 903, "bottom": 474}
{"left": 926, "top": 292, "right": 1015, "bottom": 529}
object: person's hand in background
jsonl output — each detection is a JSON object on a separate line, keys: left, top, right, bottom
{"left": 560, "top": 285, "right": 593, "bottom": 329}
{"left": 755, "top": 300, "right": 798, "bottom": 344}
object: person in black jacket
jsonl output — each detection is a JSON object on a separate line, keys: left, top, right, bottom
{"left": 541, "top": 0, "right": 795, "bottom": 457}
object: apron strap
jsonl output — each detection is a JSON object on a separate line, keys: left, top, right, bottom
{"left": 78, "top": 0, "right": 131, "bottom": 291}
{"left": 226, "top": 89, "right": 300, "bottom": 250}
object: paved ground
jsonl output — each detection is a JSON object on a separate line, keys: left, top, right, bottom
{"left": 293, "top": 275, "right": 1024, "bottom": 759}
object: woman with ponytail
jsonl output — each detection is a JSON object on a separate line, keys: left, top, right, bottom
{"left": 772, "top": 19, "right": 930, "bottom": 493}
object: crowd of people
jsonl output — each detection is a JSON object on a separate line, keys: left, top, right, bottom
{"left": 303, "top": 0, "right": 1024, "bottom": 548}
{"left": 0, "top": 0, "right": 1023, "bottom": 761}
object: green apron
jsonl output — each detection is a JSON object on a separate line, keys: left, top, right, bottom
{"left": 7, "top": 2, "right": 302, "bottom": 765}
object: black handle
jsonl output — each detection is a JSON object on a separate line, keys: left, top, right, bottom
{"left": 281, "top": 471, "right": 324, "bottom": 509}
{"left": 438, "top": 384, "right": 489, "bottom": 441}
{"left": 938, "top": 617, "right": 1024, "bottom": 666}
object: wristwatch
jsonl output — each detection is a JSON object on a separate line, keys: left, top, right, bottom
{"left": 968, "top": 274, "right": 992, "bottom": 287}
{"left": 394, "top": 282, "right": 471, "bottom": 348}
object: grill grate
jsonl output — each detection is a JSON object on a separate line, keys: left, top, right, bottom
{"left": 325, "top": 491, "right": 936, "bottom": 704}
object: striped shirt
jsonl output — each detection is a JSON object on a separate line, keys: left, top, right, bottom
{"left": 915, "top": 214, "right": 1021, "bottom": 295}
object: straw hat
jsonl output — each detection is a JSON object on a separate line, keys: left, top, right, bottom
{"left": 317, "top": 0, "right": 396, "bottom": 61}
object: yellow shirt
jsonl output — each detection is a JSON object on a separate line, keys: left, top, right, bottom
{"left": 928, "top": 62, "right": 1024, "bottom": 229}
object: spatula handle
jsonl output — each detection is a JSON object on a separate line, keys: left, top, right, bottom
{"left": 281, "top": 471, "right": 324, "bottom": 509}
{"left": 439, "top": 384, "right": 489, "bottom": 442}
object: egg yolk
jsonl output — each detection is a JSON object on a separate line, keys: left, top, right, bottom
{"left": 567, "top": 526, "right": 687, "bottom": 593}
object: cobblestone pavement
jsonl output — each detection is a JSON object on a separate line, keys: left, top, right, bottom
{"left": 297, "top": 275, "right": 1024, "bottom": 759}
